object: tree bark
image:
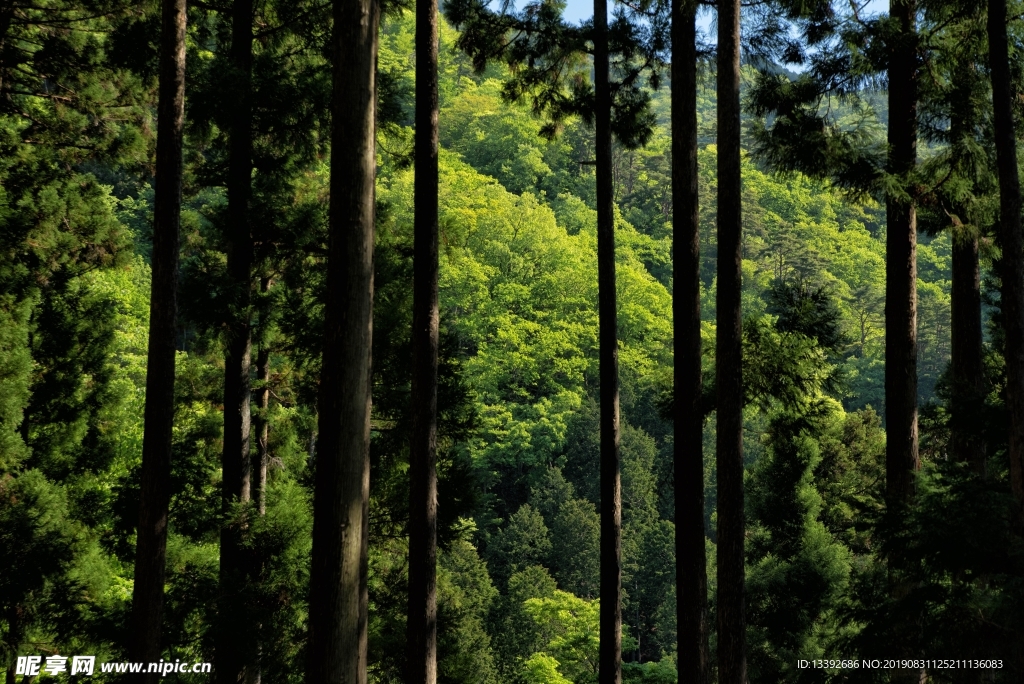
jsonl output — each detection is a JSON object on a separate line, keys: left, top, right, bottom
{"left": 988, "top": 0, "right": 1024, "bottom": 519}
{"left": 946, "top": 59, "right": 986, "bottom": 475}
{"left": 406, "top": 0, "right": 439, "bottom": 678}
{"left": 129, "top": 0, "right": 186, "bottom": 680}
{"left": 672, "top": 1, "right": 709, "bottom": 683}
{"left": 219, "top": 1, "right": 255, "bottom": 680}
{"left": 885, "top": 0, "right": 919, "bottom": 507}
{"left": 716, "top": 0, "right": 745, "bottom": 682}
{"left": 595, "top": 0, "right": 622, "bottom": 681}
{"left": 306, "top": 0, "right": 378, "bottom": 680}
{"left": 253, "top": 277, "right": 272, "bottom": 516}
{"left": 950, "top": 223, "right": 985, "bottom": 473}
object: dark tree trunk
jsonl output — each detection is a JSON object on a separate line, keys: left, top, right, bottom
{"left": 306, "top": 0, "right": 378, "bottom": 680}
{"left": 595, "top": 0, "right": 622, "bottom": 681}
{"left": 716, "top": 0, "right": 745, "bottom": 682}
{"left": 950, "top": 223, "right": 985, "bottom": 473}
{"left": 247, "top": 277, "right": 272, "bottom": 684}
{"left": 129, "top": 0, "right": 186, "bottom": 680}
{"left": 219, "top": 1, "right": 255, "bottom": 681}
{"left": 885, "top": 0, "right": 919, "bottom": 507}
{"left": 406, "top": 0, "right": 439, "bottom": 678}
{"left": 672, "top": 1, "right": 709, "bottom": 683}
{"left": 254, "top": 278, "right": 272, "bottom": 516}
{"left": 947, "top": 60, "right": 986, "bottom": 475}
{"left": 988, "top": 0, "right": 1024, "bottom": 519}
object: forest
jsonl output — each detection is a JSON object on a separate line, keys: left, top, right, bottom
{"left": 2, "top": 0, "right": 1024, "bottom": 682}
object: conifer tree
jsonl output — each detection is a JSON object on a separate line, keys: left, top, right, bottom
{"left": 218, "top": 0, "right": 256, "bottom": 681}
{"left": 407, "top": 0, "right": 441, "bottom": 677}
{"left": 594, "top": 0, "right": 624, "bottom": 680}
{"left": 885, "top": 0, "right": 920, "bottom": 508}
{"left": 716, "top": 0, "right": 746, "bottom": 681}
{"left": 671, "top": 0, "right": 709, "bottom": 681}
{"left": 988, "top": 0, "right": 1024, "bottom": 519}
{"left": 307, "top": 0, "right": 379, "bottom": 681}
{"left": 131, "top": 0, "right": 186, "bottom": 677}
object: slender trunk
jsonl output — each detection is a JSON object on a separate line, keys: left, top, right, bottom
{"left": 595, "top": 0, "right": 622, "bottom": 681}
{"left": 672, "top": 2, "right": 709, "bottom": 683}
{"left": 988, "top": 0, "right": 1024, "bottom": 519}
{"left": 219, "top": 1, "right": 255, "bottom": 681}
{"left": 946, "top": 61, "right": 986, "bottom": 475}
{"left": 306, "top": 0, "right": 378, "bottom": 680}
{"left": 716, "top": 0, "right": 745, "bottom": 682}
{"left": 950, "top": 223, "right": 985, "bottom": 473}
{"left": 406, "top": 0, "right": 440, "bottom": 678}
{"left": 129, "top": 0, "right": 186, "bottom": 680}
{"left": 885, "top": 0, "right": 919, "bottom": 507}
{"left": 254, "top": 277, "right": 272, "bottom": 516}
{"left": 247, "top": 277, "right": 271, "bottom": 684}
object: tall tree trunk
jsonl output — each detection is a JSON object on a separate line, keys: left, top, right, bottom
{"left": 306, "top": 0, "right": 378, "bottom": 680}
{"left": 950, "top": 222, "right": 985, "bottom": 473}
{"left": 247, "top": 277, "right": 272, "bottom": 684}
{"left": 406, "top": 0, "right": 439, "bottom": 678}
{"left": 885, "top": 0, "right": 919, "bottom": 507}
{"left": 219, "top": 1, "right": 255, "bottom": 681}
{"left": 129, "top": 0, "right": 186, "bottom": 679}
{"left": 946, "top": 60, "right": 985, "bottom": 475}
{"left": 595, "top": 0, "right": 622, "bottom": 681}
{"left": 716, "top": 0, "right": 745, "bottom": 682}
{"left": 672, "top": 1, "right": 709, "bottom": 683}
{"left": 988, "top": 0, "right": 1024, "bottom": 520}
{"left": 253, "top": 277, "right": 272, "bottom": 516}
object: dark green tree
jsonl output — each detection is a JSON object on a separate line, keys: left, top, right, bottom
{"left": 306, "top": 0, "right": 380, "bottom": 680}
{"left": 130, "top": 0, "right": 186, "bottom": 678}
{"left": 407, "top": 0, "right": 443, "bottom": 677}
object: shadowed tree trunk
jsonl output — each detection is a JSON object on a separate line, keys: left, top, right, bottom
{"left": 945, "top": 59, "right": 985, "bottom": 475}
{"left": 219, "top": 0, "right": 255, "bottom": 680}
{"left": 595, "top": 0, "right": 622, "bottom": 681}
{"left": 129, "top": 0, "right": 186, "bottom": 680}
{"left": 950, "top": 217, "right": 985, "bottom": 473}
{"left": 672, "top": 1, "right": 709, "bottom": 683}
{"left": 988, "top": 0, "right": 1024, "bottom": 521}
{"left": 406, "top": 0, "right": 440, "bottom": 677}
{"left": 253, "top": 277, "right": 272, "bottom": 516}
{"left": 306, "top": 0, "right": 378, "bottom": 680}
{"left": 716, "top": 0, "right": 745, "bottom": 682}
{"left": 885, "top": 0, "right": 920, "bottom": 507}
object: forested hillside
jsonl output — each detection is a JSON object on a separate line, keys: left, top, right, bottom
{"left": 2, "top": 1, "right": 1022, "bottom": 683}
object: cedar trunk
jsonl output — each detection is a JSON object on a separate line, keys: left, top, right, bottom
{"left": 885, "top": 0, "right": 919, "bottom": 507}
{"left": 716, "top": 0, "right": 745, "bottom": 682}
{"left": 950, "top": 224, "right": 985, "bottom": 473}
{"left": 129, "top": 0, "right": 186, "bottom": 680}
{"left": 672, "top": 1, "right": 709, "bottom": 683}
{"left": 988, "top": 0, "right": 1024, "bottom": 517}
{"left": 253, "top": 277, "right": 273, "bottom": 516}
{"left": 595, "top": 0, "right": 622, "bottom": 681}
{"left": 219, "top": 1, "right": 255, "bottom": 680}
{"left": 306, "top": 0, "right": 378, "bottom": 681}
{"left": 406, "top": 0, "right": 440, "bottom": 678}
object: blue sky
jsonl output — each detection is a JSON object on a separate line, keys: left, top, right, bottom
{"left": 560, "top": 0, "right": 890, "bottom": 31}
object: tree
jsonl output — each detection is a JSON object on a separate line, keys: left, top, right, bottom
{"left": 716, "top": 0, "right": 746, "bottom": 681}
{"left": 593, "top": 0, "right": 624, "bottom": 680}
{"left": 218, "top": 0, "right": 256, "bottom": 681}
{"left": 987, "top": 0, "right": 1024, "bottom": 520}
{"left": 407, "top": 0, "right": 442, "bottom": 677}
{"left": 306, "top": 0, "right": 379, "bottom": 680}
{"left": 885, "top": 0, "right": 921, "bottom": 508}
{"left": 130, "top": 0, "right": 186, "bottom": 678}
{"left": 671, "top": 0, "right": 710, "bottom": 682}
